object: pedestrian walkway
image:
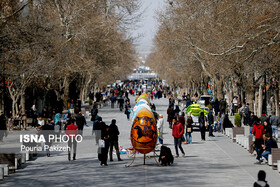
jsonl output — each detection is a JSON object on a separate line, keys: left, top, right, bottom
{"left": 1, "top": 96, "right": 280, "bottom": 187}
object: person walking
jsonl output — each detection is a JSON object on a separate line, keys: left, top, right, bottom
{"left": 110, "top": 95, "right": 116, "bottom": 108}
{"left": 185, "top": 113, "right": 193, "bottom": 144}
{"left": 118, "top": 95, "right": 124, "bottom": 111}
{"left": 199, "top": 112, "right": 207, "bottom": 141}
{"left": 241, "top": 103, "right": 250, "bottom": 126}
{"left": 269, "top": 111, "right": 279, "bottom": 142}
{"left": 66, "top": 119, "right": 78, "bottom": 161}
{"left": 167, "top": 105, "right": 175, "bottom": 129}
{"left": 230, "top": 101, "right": 234, "bottom": 116}
{"left": 214, "top": 112, "right": 221, "bottom": 132}
{"left": 178, "top": 112, "right": 186, "bottom": 143}
{"left": 174, "top": 105, "right": 180, "bottom": 118}
{"left": 109, "top": 119, "right": 123, "bottom": 162}
{"left": 69, "top": 99, "right": 75, "bottom": 114}
{"left": 99, "top": 123, "right": 110, "bottom": 166}
{"left": 124, "top": 100, "right": 131, "bottom": 120}
{"left": 252, "top": 118, "right": 265, "bottom": 160}
{"left": 172, "top": 118, "right": 185, "bottom": 158}
{"left": 75, "top": 111, "right": 87, "bottom": 136}
{"left": 91, "top": 104, "right": 98, "bottom": 122}
{"left": 157, "top": 114, "right": 164, "bottom": 145}
{"left": 169, "top": 96, "right": 175, "bottom": 109}
{"left": 207, "top": 109, "right": 215, "bottom": 137}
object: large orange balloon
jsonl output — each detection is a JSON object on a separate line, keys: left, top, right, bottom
{"left": 141, "top": 93, "right": 148, "bottom": 98}
{"left": 131, "top": 108, "right": 157, "bottom": 154}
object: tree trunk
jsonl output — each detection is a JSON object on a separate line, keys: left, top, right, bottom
{"left": 274, "top": 85, "right": 279, "bottom": 117}
{"left": 0, "top": 92, "right": 4, "bottom": 114}
{"left": 226, "top": 87, "right": 233, "bottom": 113}
{"left": 203, "top": 82, "right": 208, "bottom": 95}
{"left": 214, "top": 78, "right": 223, "bottom": 99}
{"left": 232, "top": 81, "right": 238, "bottom": 96}
{"left": 246, "top": 74, "right": 255, "bottom": 112}
{"left": 63, "top": 78, "right": 70, "bottom": 110}
{"left": 254, "top": 90, "right": 258, "bottom": 115}
{"left": 12, "top": 97, "right": 16, "bottom": 117}
{"left": 20, "top": 93, "right": 26, "bottom": 115}
{"left": 257, "top": 82, "right": 263, "bottom": 117}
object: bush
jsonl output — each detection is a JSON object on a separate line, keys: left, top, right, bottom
{"left": 234, "top": 113, "right": 241, "bottom": 127}
{"left": 89, "top": 99, "right": 93, "bottom": 106}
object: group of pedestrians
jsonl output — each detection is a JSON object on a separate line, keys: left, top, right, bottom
{"left": 250, "top": 115, "right": 279, "bottom": 165}
{"left": 37, "top": 109, "right": 87, "bottom": 158}
{"left": 94, "top": 117, "right": 123, "bottom": 166}
{"left": 91, "top": 103, "right": 123, "bottom": 166}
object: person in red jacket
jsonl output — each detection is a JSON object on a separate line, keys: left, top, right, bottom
{"left": 172, "top": 118, "right": 185, "bottom": 158}
{"left": 252, "top": 118, "right": 265, "bottom": 160}
{"left": 66, "top": 119, "right": 79, "bottom": 161}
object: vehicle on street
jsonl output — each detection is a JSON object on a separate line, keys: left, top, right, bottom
{"left": 185, "top": 104, "right": 209, "bottom": 128}
{"left": 197, "top": 95, "right": 212, "bottom": 106}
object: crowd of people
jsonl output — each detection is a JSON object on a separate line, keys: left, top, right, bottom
{"left": 1, "top": 81, "right": 279, "bottom": 171}
{"left": 164, "top": 92, "right": 280, "bottom": 165}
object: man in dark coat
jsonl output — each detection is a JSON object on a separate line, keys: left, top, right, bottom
{"left": 110, "top": 95, "right": 116, "bottom": 108}
{"left": 108, "top": 119, "right": 123, "bottom": 161}
{"left": 75, "top": 111, "right": 86, "bottom": 136}
{"left": 98, "top": 122, "right": 110, "bottom": 166}
{"left": 207, "top": 109, "right": 215, "bottom": 137}
{"left": 91, "top": 104, "right": 98, "bottom": 122}
{"left": 118, "top": 96, "right": 124, "bottom": 111}
{"left": 199, "top": 112, "right": 206, "bottom": 141}
{"left": 40, "top": 118, "right": 54, "bottom": 157}
{"left": 167, "top": 105, "right": 175, "bottom": 129}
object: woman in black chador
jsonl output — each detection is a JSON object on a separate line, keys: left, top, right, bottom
{"left": 198, "top": 112, "right": 206, "bottom": 141}
{"left": 97, "top": 119, "right": 110, "bottom": 166}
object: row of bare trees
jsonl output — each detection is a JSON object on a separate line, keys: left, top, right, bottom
{"left": 147, "top": 0, "right": 280, "bottom": 116}
{"left": 0, "top": 0, "right": 140, "bottom": 116}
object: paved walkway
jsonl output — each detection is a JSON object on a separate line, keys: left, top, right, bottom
{"left": 1, "top": 96, "right": 280, "bottom": 187}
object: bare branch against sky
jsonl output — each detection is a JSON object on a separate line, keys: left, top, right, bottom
{"left": 132, "top": 0, "right": 166, "bottom": 57}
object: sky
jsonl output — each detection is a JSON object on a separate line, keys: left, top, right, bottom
{"left": 132, "top": 0, "right": 166, "bottom": 58}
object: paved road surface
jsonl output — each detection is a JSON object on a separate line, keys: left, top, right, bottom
{"left": 1, "top": 96, "right": 280, "bottom": 187}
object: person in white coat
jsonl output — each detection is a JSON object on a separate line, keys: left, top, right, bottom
{"left": 157, "top": 114, "right": 164, "bottom": 145}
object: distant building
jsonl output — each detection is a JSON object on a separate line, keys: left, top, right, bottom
{"left": 127, "top": 66, "right": 157, "bottom": 80}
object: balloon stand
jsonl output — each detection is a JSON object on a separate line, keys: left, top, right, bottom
{"left": 125, "top": 149, "right": 160, "bottom": 167}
